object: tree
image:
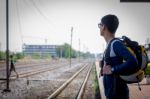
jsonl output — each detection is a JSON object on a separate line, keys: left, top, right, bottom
{"left": 56, "top": 43, "right": 95, "bottom": 59}
{"left": 56, "top": 43, "right": 78, "bottom": 58}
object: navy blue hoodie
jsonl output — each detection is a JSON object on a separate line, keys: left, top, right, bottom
{"left": 102, "top": 38, "right": 138, "bottom": 98}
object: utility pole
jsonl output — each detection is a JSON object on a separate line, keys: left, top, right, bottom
{"left": 78, "top": 38, "right": 80, "bottom": 62}
{"left": 70, "top": 27, "right": 73, "bottom": 68}
{"left": 45, "top": 38, "right": 47, "bottom": 45}
{"left": 0, "top": 42, "right": 1, "bottom": 51}
{"left": 3, "top": 0, "right": 11, "bottom": 92}
{"left": 60, "top": 46, "right": 62, "bottom": 58}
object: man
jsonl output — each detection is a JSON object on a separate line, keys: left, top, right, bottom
{"left": 98, "top": 14, "right": 138, "bottom": 99}
{"left": 9, "top": 55, "right": 19, "bottom": 78}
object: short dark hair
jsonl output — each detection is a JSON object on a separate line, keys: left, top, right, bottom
{"left": 101, "top": 14, "right": 119, "bottom": 34}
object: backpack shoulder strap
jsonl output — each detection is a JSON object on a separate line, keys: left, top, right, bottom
{"left": 109, "top": 39, "right": 121, "bottom": 57}
{"left": 104, "top": 38, "right": 121, "bottom": 65}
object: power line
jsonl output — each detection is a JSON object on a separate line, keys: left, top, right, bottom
{"left": 15, "top": 0, "right": 72, "bottom": 48}
{"left": 23, "top": 0, "right": 37, "bottom": 15}
{"left": 16, "top": 0, "right": 24, "bottom": 45}
{"left": 17, "top": 0, "right": 58, "bottom": 44}
{"left": 29, "top": 0, "right": 57, "bottom": 34}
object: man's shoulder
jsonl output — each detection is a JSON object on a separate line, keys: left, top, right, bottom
{"left": 112, "top": 39, "right": 124, "bottom": 47}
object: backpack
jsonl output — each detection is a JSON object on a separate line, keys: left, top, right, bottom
{"left": 108, "top": 36, "right": 148, "bottom": 84}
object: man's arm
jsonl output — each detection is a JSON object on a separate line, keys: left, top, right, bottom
{"left": 111, "top": 41, "right": 138, "bottom": 75}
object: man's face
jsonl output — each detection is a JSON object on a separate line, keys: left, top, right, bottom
{"left": 98, "top": 23, "right": 104, "bottom": 36}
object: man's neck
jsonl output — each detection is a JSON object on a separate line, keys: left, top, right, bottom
{"left": 104, "top": 33, "right": 115, "bottom": 44}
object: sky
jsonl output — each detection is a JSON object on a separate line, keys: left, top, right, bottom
{"left": 0, "top": 0, "right": 150, "bottom": 54}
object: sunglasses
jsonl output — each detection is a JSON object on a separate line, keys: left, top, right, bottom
{"left": 98, "top": 23, "right": 103, "bottom": 28}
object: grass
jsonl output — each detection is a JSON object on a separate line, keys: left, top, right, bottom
{"left": 92, "top": 64, "right": 101, "bottom": 99}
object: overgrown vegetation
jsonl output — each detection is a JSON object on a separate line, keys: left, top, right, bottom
{"left": 0, "top": 51, "right": 24, "bottom": 61}
{"left": 0, "top": 51, "right": 6, "bottom": 60}
{"left": 92, "top": 64, "right": 101, "bottom": 99}
{"left": 56, "top": 43, "right": 95, "bottom": 59}
{"left": 31, "top": 53, "right": 51, "bottom": 59}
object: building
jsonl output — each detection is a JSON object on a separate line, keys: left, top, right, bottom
{"left": 22, "top": 44, "right": 58, "bottom": 57}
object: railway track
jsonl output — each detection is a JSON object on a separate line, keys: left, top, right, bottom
{"left": 11, "top": 62, "right": 82, "bottom": 79}
{"left": 0, "top": 60, "right": 68, "bottom": 71}
{"left": 47, "top": 62, "right": 93, "bottom": 99}
{"left": 0, "top": 60, "right": 80, "bottom": 78}
{"left": 0, "top": 61, "right": 84, "bottom": 84}
{"left": 0, "top": 60, "right": 95, "bottom": 99}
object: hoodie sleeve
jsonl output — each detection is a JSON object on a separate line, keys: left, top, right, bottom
{"left": 112, "top": 41, "right": 138, "bottom": 75}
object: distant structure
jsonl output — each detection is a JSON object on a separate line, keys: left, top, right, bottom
{"left": 145, "top": 44, "right": 150, "bottom": 53}
{"left": 96, "top": 53, "right": 103, "bottom": 61}
{"left": 22, "top": 44, "right": 58, "bottom": 57}
{"left": 145, "top": 43, "right": 150, "bottom": 62}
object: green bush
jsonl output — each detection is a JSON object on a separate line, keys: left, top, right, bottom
{"left": 145, "top": 66, "right": 150, "bottom": 75}
{"left": 0, "top": 51, "right": 6, "bottom": 60}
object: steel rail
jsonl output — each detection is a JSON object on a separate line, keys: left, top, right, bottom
{"left": 47, "top": 63, "right": 89, "bottom": 99}
{"left": 76, "top": 64, "right": 93, "bottom": 99}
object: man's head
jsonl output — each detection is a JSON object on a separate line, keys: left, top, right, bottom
{"left": 98, "top": 14, "right": 119, "bottom": 36}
